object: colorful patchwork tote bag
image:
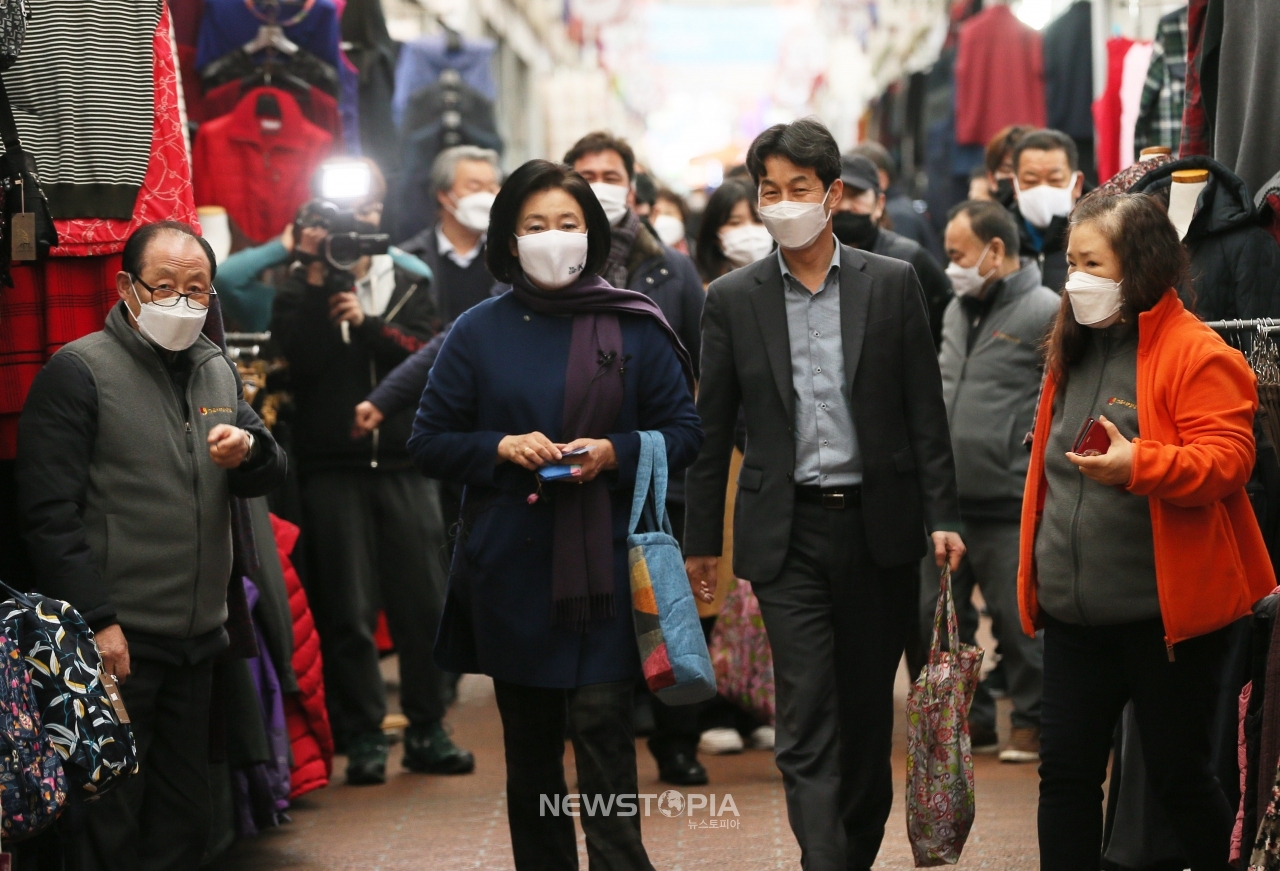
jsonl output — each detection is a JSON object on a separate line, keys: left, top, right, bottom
{"left": 906, "top": 565, "right": 983, "bottom": 866}
{"left": 627, "top": 430, "right": 716, "bottom": 706}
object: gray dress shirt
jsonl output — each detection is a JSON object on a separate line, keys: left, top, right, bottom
{"left": 779, "top": 239, "right": 862, "bottom": 487}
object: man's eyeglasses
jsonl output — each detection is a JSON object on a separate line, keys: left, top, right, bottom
{"left": 132, "top": 275, "right": 217, "bottom": 310}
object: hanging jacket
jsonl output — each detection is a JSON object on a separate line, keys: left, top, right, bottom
{"left": 1133, "top": 6, "right": 1189, "bottom": 157}
{"left": 192, "top": 88, "right": 334, "bottom": 245}
{"left": 1018, "top": 290, "right": 1276, "bottom": 649}
{"left": 1131, "top": 156, "right": 1280, "bottom": 320}
{"left": 271, "top": 513, "right": 333, "bottom": 799}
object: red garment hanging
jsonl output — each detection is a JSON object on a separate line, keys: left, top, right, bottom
{"left": 1093, "top": 37, "right": 1135, "bottom": 184}
{"left": 201, "top": 78, "right": 342, "bottom": 141}
{"left": 54, "top": 3, "right": 200, "bottom": 257}
{"left": 192, "top": 87, "right": 333, "bottom": 244}
{"left": 954, "top": 4, "right": 1046, "bottom": 146}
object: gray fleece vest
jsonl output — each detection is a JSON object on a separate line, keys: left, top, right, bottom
{"left": 60, "top": 304, "right": 236, "bottom": 638}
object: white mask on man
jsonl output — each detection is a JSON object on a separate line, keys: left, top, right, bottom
{"left": 1015, "top": 173, "right": 1080, "bottom": 228}
{"left": 130, "top": 281, "right": 208, "bottom": 351}
{"left": 945, "top": 242, "right": 996, "bottom": 298}
{"left": 652, "top": 213, "right": 686, "bottom": 247}
{"left": 516, "top": 230, "right": 590, "bottom": 290}
{"left": 1064, "top": 270, "right": 1124, "bottom": 326}
{"left": 758, "top": 188, "right": 833, "bottom": 250}
{"left": 589, "top": 182, "right": 630, "bottom": 225}
{"left": 448, "top": 191, "right": 496, "bottom": 234}
{"left": 720, "top": 223, "right": 774, "bottom": 268}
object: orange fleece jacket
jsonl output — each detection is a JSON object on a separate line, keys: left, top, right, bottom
{"left": 1018, "top": 290, "right": 1275, "bottom": 651}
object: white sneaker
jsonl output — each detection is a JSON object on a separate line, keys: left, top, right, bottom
{"left": 698, "top": 728, "right": 745, "bottom": 755}
{"left": 750, "top": 725, "right": 775, "bottom": 750}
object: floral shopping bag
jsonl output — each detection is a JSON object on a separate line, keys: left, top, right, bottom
{"left": 708, "top": 578, "right": 775, "bottom": 725}
{"left": 906, "top": 565, "right": 984, "bottom": 866}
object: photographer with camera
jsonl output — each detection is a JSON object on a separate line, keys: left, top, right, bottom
{"left": 271, "top": 158, "right": 473, "bottom": 785}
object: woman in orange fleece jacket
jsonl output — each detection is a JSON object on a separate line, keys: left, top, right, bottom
{"left": 1018, "top": 193, "right": 1275, "bottom": 870}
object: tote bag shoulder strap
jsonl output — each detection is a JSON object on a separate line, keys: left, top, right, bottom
{"left": 627, "top": 431, "right": 673, "bottom": 536}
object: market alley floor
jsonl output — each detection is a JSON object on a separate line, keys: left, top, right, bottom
{"left": 212, "top": 660, "right": 1040, "bottom": 870}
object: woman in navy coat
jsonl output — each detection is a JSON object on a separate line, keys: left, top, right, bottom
{"left": 408, "top": 159, "right": 701, "bottom": 870}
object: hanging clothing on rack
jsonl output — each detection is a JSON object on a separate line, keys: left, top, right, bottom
{"left": 1134, "top": 6, "right": 1189, "bottom": 158}
{"left": 197, "top": 0, "right": 340, "bottom": 72}
{"left": 390, "top": 34, "right": 496, "bottom": 128}
{"left": 341, "top": 0, "right": 399, "bottom": 173}
{"left": 1131, "top": 157, "right": 1280, "bottom": 321}
{"left": 1093, "top": 37, "right": 1134, "bottom": 184}
{"left": 1179, "top": 0, "right": 1212, "bottom": 158}
{"left": 392, "top": 73, "right": 503, "bottom": 241}
{"left": 1042, "top": 1, "right": 1093, "bottom": 140}
{"left": 1211, "top": 0, "right": 1280, "bottom": 198}
{"left": 3, "top": 1, "right": 164, "bottom": 219}
{"left": 201, "top": 77, "right": 342, "bottom": 139}
{"left": 953, "top": 4, "right": 1045, "bottom": 146}
{"left": 192, "top": 87, "right": 333, "bottom": 244}
{"left": 1119, "top": 41, "right": 1154, "bottom": 178}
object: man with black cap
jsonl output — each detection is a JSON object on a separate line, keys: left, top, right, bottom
{"left": 834, "top": 155, "right": 952, "bottom": 347}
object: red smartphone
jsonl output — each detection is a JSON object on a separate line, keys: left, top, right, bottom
{"left": 1072, "top": 417, "right": 1111, "bottom": 457}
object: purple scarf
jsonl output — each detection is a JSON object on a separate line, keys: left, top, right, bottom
{"left": 510, "top": 273, "right": 694, "bottom": 632}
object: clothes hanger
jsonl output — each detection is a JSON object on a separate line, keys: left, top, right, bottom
{"left": 244, "top": 24, "right": 299, "bottom": 56}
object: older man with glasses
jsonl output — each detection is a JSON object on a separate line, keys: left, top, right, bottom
{"left": 15, "top": 221, "right": 286, "bottom": 869}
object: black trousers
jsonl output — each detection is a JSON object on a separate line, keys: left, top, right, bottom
{"left": 1039, "top": 615, "right": 1234, "bottom": 871}
{"left": 493, "top": 679, "right": 654, "bottom": 871}
{"left": 750, "top": 499, "right": 916, "bottom": 871}
{"left": 78, "top": 658, "right": 214, "bottom": 871}
{"left": 301, "top": 469, "right": 449, "bottom": 741}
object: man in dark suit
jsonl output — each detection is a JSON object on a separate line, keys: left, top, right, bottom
{"left": 684, "top": 118, "right": 966, "bottom": 871}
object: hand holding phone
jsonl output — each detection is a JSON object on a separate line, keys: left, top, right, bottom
{"left": 1072, "top": 417, "right": 1111, "bottom": 457}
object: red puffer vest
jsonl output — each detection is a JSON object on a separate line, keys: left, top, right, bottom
{"left": 271, "top": 513, "right": 334, "bottom": 798}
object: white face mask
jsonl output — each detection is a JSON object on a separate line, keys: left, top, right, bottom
{"left": 1064, "top": 270, "right": 1124, "bottom": 326}
{"left": 130, "top": 280, "right": 208, "bottom": 351}
{"left": 720, "top": 223, "right": 774, "bottom": 268}
{"left": 945, "top": 242, "right": 996, "bottom": 298}
{"left": 516, "top": 230, "right": 590, "bottom": 290}
{"left": 447, "top": 190, "right": 495, "bottom": 234}
{"left": 758, "top": 188, "right": 833, "bottom": 250}
{"left": 652, "top": 213, "right": 685, "bottom": 247}
{"left": 589, "top": 182, "right": 630, "bottom": 225}
{"left": 1015, "top": 173, "right": 1079, "bottom": 229}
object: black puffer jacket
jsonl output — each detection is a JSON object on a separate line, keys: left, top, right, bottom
{"left": 1131, "top": 156, "right": 1280, "bottom": 320}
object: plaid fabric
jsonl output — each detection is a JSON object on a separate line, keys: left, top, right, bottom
{"left": 0, "top": 256, "right": 122, "bottom": 459}
{"left": 1134, "top": 6, "right": 1188, "bottom": 157}
{"left": 1179, "top": 0, "right": 1212, "bottom": 158}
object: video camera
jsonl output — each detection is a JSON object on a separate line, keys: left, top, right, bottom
{"left": 292, "top": 160, "right": 391, "bottom": 287}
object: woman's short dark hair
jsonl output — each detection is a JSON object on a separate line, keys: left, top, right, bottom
{"left": 122, "top": 221, "right": 217, "bottom": 281}
{"left": 984, "top": 124, "right": 1036, "bottom": 175}
{"left": 1044, "top": 193, "right": 1189, "bottom": 380}
{"left": 746, "top": 118, "right": 841, "bottom": 188}
{"left": 947, "top": 199, "right": 1020, "bottom": 259}
{"left": 485, "top": 159, "right": 612, "bottom": 284}
{"left": 695, "top": 179, "right": 759, "bottom": 283}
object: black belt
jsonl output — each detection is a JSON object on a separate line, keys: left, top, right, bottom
{"left": 795, "top": 485, "right": 860, "bottom": 509}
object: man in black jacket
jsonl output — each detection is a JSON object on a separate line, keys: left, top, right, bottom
{"left": 271, "top": 191, "right": 473, "bottom": 785}
{"left": 16, "top": 223, "right": 286, "bottom": 869}
{"left": 684, "top": 119, "right": 965, "bottom": 871}
{"left": 834, "top": 155, "right": 953, "bottom": 347}
{"left": 1008, "top": 128, "right": 1084, "bottom": 292}
{"left": 395, "top": 145, "right": 501, "bottom": 328}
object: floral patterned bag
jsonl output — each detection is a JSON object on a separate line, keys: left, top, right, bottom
{"left": 0, "top": 624, "right": 67, "bottom": 841}
{"left": 906, "top": 565, "right": 984, "bottom": 866}
{"left": 708, "top": 578, "right": 775, "bottom": 725}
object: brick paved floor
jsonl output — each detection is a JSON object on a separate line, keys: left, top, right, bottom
{"left": 212, "top": 662, "right": 1040, "bottom": 870}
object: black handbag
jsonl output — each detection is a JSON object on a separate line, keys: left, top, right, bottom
{"left": 0, "top": 74, "right": 57, "bottom": 283}
{"left": 0, "top": 0, "right": 28, "bottom": 73}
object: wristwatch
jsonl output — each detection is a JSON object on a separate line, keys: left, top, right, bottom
{"left": 243, "top": 430, "right": 256, "bottom": 464}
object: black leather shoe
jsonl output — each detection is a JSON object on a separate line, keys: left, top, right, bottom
{"left": 658, "top": 751, "right": 708, "bottom": 786}
{"left": 403, "top": 722, "right": 475, "bottom": 774}
{"left": 345, "top": 731, "right": 388, "bottom": 785}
